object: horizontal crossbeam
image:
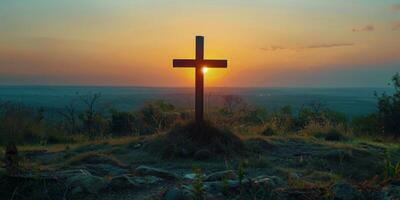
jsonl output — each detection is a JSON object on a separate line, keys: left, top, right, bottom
{"left": 173, "top": 59, "right": 227, "bottom": 68}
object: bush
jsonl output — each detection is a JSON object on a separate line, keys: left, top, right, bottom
{"left": 376, "top": 73, "right": 400, "bottom": 136}
{"left": 351, "top": 114, "right": 380, "bottom": 135}
{"left": 299, "top": 120, "right": 350, "bottom": 140}
{"left": 137, "top": 100, "right": 180, "bottom": 134}
{"left": 261, "top": 126, "right": 275, "bottom": 136}
{"left": 110, "top": 110, "right": 138, "bottom": 136}
{"left": 0, "top": 102, "right": 47, "bottom": 145}
{"left": 324, "top": 129, "right": 347, "bottom": 141}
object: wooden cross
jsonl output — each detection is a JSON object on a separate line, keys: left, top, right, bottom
{"left": 173, "top": 36, "right": 228, "bottom": 124}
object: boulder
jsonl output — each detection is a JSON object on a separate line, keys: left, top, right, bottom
{"left": 194, "top": 149, "right": 212, "bottom": 160}
{"left": 204, "top": 170, "right": 237, "bottom": 182}
{"left": 331, "top": 181, "right": 362, "bottom": 200}
{"left": 135, "top": 165, "right": 180, "bottom": 181}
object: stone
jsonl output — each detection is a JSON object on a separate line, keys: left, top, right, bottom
{"left": 84, "top": 164, "right": 128, "bottom": 176}
{"left": 184, "top": 173, "right": 197, "bottom": 180}
{"left": 194, "top": 149, "right": 212, "bottom": 160}
{"left": 253, "top": 175, "right": 286, "bottom": 188}
{"left": 204, "top": 170, "right": 237, "bottom": 182}
{"left": 164, "top": 187, "right": 189, "bottom": 200}
{"left": 135, "top": 165, "right": 180, "bottom": 181}
{"left": 331, "top": 181, "right": 362, "bottom": 200}
{"left": 66, "top": 173, "right": 107, "bottom": 195}
{"left": 56, "top": 169, "right": 92, "bottom": 178}
{"left": 109, "top": 174, "right": 162, "bottom": 190}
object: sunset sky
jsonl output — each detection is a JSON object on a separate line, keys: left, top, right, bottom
{"left": 0, "top": 0, "right": 399, "bottom": 87}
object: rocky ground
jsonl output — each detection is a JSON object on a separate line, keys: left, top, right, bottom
{"left": 1, "top": 134, "right": 400, "bottom": 200}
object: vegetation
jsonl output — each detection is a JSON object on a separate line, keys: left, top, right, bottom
{"left": 1, "top": 74, "right": 399, "bottom": 145}
{"left": 0, "top": 73, "right": 399, "bottom": 199}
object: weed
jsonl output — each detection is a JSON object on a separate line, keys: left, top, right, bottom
{"left": 192, "top": 167, "right": 204, "bottom": 200}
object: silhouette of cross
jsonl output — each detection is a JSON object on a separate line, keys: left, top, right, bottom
{"left": 173, "top": 36, "right": 228, "bottom": 124}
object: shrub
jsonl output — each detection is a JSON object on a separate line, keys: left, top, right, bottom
{"left": 375, "top": 73, "right": 400, "bottom": 136}
{"left": 299, "top": 120, "right": 350, "bottom": 140}
{"left": 137, "top": 100, "right": 180, "bottom": 134}
{"left": 261, "top": 126, "right": 275, "bottom": 136}
{"left": 324, "top": 129, "right": 347, "bottom": 141}
{"left": 351, "top": 114, "right": 380, "bottom": 135}
{"left": 110, "top": 110, "right": 138, "bottom": 136}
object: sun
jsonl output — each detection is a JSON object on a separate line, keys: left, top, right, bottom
{"left": 202, "top": 67, "right": 208, "bottom": 74}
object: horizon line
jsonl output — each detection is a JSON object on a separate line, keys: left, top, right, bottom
{"left": 0, "top": 84, "right": 391, "bottom": 89}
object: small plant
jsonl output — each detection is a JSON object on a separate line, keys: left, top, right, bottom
{"left": 192, "top": 167, "right": 204, "bottom": 200}
{"left": 237, "top": 160, "right": 245, "bottom": 186}
{"left": 383, "top": 153, "right": 400, "bottom": 179}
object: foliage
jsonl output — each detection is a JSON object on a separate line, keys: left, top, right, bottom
{"left": 351, "top": 114, "right": 380, "bottom": 135}
{"left": 0, "top": 102, "right": 49, "bottom": 145}
{"left": 375, "top": 73, "right": 400, "bottom": 136}
{"left": 383, "top": 152, "right": 400, "bottom": 179}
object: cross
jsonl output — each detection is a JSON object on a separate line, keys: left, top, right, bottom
{"left": 173, "top": 36, "right": 228, "bottom": 124}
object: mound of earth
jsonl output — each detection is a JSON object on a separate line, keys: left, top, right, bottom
{"left": 146, "top": 121, "right": 244, "bottom": 159}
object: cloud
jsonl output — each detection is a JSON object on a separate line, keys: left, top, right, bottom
{"left": 261, "top": 43, "right": 355, "bottom": 51}
{"left": 392, "top": 21, "right": 400, "bottom": 31}
{"left": 391, "top": 4, "right": 400, "bottom": 11}
{"left": 304, "top": 43, "right": 354, "bottom": 49}
{"left": 260, "top": 46, "right": 288, "bottom": 51}
{"left": 352, "top": 25, "right": 374, "bottom": 32}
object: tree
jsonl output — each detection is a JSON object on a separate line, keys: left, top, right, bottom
{"left": 57, "top": 100, "right": 79, "bottom": 134}
{"left": 376, "top": 73, "right": 400, "bottom": 136}
{"left": 79, "top": 93, "right": 107, "bottom": 137}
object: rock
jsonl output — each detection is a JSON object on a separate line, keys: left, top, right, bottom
{"left": 184, "top": 173, "right": 197, "bottom": 180}
{"left": 84, "top": 164, "right": 128, "bottom": 176}
{"left": 66, "top": 173, "right": 107, "bottom": 195}
{"left": 135, "top": 165, "right": 180, "bottom": 181}
{"left": 109, "top": 175, "right": 138, "bottom": 189}
{"left": 253, "top": 175, "right": 286, "bottom": 188}
{"left": 164, "top": 187, "right": 189, "bottom": 200}
{"left": 204, "top": 170, "right": 237, "bottom": 182}
{"left": 331, "top": 181, "right": 362, "bottom": 200}
{"left": 194, "top": 149, "right": 212, "bottom": 160}
{"left": 109, "top": 174, "right": 162, "bottom": 190}
{"left": 56, "top": 169, "right": 92, "bottom": 178}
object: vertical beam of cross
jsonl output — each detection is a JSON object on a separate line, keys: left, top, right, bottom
{"left": 173, "top": 36, "right": 227, "bottom": 125}
{"left": 195, "top": 36, "right": 204, "bottom": 123}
